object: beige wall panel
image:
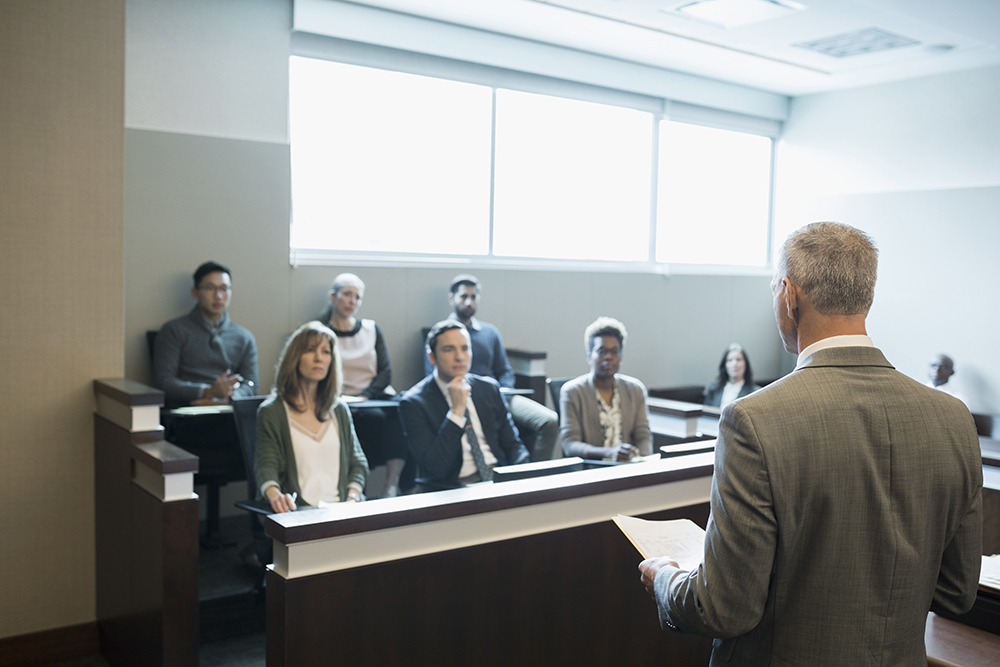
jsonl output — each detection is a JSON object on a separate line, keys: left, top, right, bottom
{"left": 0, "top": 0, "right": 124, "bottom": 639}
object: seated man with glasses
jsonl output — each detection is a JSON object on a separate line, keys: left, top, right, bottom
{"left": 559, "top": 317, "right": 651, "bottom": 461}
{"left": 153, "top": 261, "right": 259, "bottom": 408}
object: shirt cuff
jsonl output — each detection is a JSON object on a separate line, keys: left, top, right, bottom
{"left": 447, "top": 411, "right": 466, "bottom": 428}
{"left": 260, "top": 480, "right": 279, "bottom": 496}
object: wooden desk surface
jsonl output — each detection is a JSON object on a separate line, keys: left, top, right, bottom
{"left": 925, "top": 612, "right": 1000, "bottom": 667}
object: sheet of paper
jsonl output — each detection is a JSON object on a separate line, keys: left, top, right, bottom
{"left": 981, "top": 554, "right": 1000, "bottom": 593}
{"left": 613, "top": 514, "right": 706, "bottom": 571}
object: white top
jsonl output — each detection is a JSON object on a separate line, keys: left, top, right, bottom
{"left": 796, "top": 335, "right": 874, "bottom": 368}
{"left": 284, "top": 401, "right": 342, "bottom": 506}
{"left": 595, "top": 382, "right": 623, "bottom": 458}
{"left": 433, "top": 371, "right": 498, "bottom": 478}
{"left": 719, "top": 380, "right": 745, "bottom": 408}
{"left": 338, "top": 319, "right": 378, "bottom": 396}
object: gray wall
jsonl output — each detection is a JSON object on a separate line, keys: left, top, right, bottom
{"left": 776, "top": 65, "right": 1000, "bottom": 412}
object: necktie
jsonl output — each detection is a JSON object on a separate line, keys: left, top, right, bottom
{"left": 463, "top": 408, "right": 492, "bottom": 482}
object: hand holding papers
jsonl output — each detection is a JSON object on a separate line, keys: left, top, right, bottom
{"left": 614, "top": 514, "right": 706, "bottom": 571}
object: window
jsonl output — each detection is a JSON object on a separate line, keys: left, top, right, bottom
{"left": 289, "top": 56, "right": 776, "bottom": 271}
{"left": 656, "top": 121, "right": 773, "bottom": 267}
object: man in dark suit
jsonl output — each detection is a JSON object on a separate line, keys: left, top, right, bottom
{"left": 400, "top": 320, "right": 529, "bottom": 491}
{"left": 639, "top": 222, "right": 982, "bottom": 665}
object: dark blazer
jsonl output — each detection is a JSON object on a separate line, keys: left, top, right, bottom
{"left": 399, "top": 373, "right": 529, "bottom": 490}
{"left": 702, "top": 380, "right": 762, "bottom": 407}
{"left": 655, "top": 346, "right": 983, "bottom": 666}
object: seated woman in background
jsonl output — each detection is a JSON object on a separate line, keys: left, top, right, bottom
{"left": 560, "top": 316, "right": 652, "bottom": 461}
{"left": 255, "top": 321, "right": 368, "bottom": 513}
{"left": 323, "top": 273, "right": 409, "bottom": 497}
{"left": 703, "top": 343, "right": 762, "bottom": 409}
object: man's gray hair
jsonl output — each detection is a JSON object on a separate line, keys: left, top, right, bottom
{"left": 776, "top": 222, "right": 878, "bottom": 316}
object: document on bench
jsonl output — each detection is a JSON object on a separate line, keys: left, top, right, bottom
{"left": 613, "top": 514, "right": 706, "bottom": 571}
{"left": 981, "top": 554, "right": 1000, "bottom": 594}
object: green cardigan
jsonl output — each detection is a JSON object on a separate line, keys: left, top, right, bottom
{"left": 254, "top": 395, "right": 369, "bottom": 505}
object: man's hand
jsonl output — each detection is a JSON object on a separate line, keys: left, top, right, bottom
{"left": 614, "top": 443, "right": 640, "bottom": 461}
{"left": 265, "top": 486, "right": 297, "bottom": 513}
{"left": 203, "top": 369, "right": 243, "bottom": 402}
{"left": 447, "top": 376, "right": 471, "bottom": 418}
{"left": 639, "top": 556, "right": 679, "bottom": 599}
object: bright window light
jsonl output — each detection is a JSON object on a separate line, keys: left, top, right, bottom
{"left": 289, "top": 57, "right": 493, "bottom": 255}
{"left": 656, "top": 121, "right": 772, "bottom": 266}
{"left": 492, "top": 90, "right": 652, "bottom": 261}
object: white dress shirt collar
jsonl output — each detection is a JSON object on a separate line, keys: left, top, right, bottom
{"left": 796, "top": 335, "right": 874, "bottom": 368}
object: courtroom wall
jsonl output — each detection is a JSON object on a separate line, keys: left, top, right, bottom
{"left": 0, "top": 1, "right": 125, "bottom": 639}
{"left": 776, "top": 66, "right": 1000, "bottom": 412}
{"left": 122, "top": 0, "right": 785, "bottom": 401}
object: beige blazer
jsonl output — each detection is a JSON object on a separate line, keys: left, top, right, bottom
{"left": 655, "top": 346, "right": 982, "bottom": 666}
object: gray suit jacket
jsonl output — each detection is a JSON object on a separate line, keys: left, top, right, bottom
{"left": 655, "top": 346, "right": 982, "bottom": 666}
{"left": 560, "top": 373, "right": 652, "bottom": 457}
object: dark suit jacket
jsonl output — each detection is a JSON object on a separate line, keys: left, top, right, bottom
{"left": 399, "top": 373, "right": 529, "bottom": 490}
{"left": 655, "top": 346, "right": 983, "bottom": 666}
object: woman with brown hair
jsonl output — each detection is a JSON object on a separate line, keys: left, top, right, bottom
{"left": 255, "top": 321, "right": 368, "bottom": 513}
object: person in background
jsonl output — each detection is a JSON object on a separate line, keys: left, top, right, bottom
{"left": 323, "top": 272, "right": 409, "bottom": 497}
{"left": 401, "top": 321, "right": 529, "bottom": 491}
{"left": 255, "top": 321, "right": 368, "bottom": 513}
{"left": 927, "top": 353, "right": 970, "bottom": 407}
{"left": 426, "top": 274, "right": 559, "bottom": 462}
{"left": 703, "top": 343, "right": 762, "bottom": 408}
{"left": 153, "top": 261, "right": 259, "bottom": 408}
{"left": 560, "top": 317, "right": 652, "bottom": 461}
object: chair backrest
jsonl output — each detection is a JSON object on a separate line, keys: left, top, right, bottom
{"left": 546, "top": 377, "right": 572, "bottom": 421}
{"left": 973, "top": 413, "right": 998, "bottom": 439}
{"left": 146, "top": 330, "right": 158, "bottom": 365}
{"left": 232, "top": 395, "right": 268, "bottom": 496}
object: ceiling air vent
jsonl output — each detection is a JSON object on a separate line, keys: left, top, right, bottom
{"left": 795, "top": 27, "right": 920, "bottom": 58}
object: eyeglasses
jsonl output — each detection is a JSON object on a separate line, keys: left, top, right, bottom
{"left": 596, "top": 347, "right": 621, "bottom": 359}
{"left": 198, "top": 284, "right": 231, "bottom": 295}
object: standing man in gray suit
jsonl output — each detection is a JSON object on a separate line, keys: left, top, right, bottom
{"left": 639, "top": 222, "right": 982, "bottom": 665}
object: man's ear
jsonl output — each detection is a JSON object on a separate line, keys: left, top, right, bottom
{"left": 427, "top": 349, "right": 436, "bottom": 368}
{"left": 190, "top": 287, "right": 199, "bottom": 301}
{"left": 784, "top": 278, "right": 801, "bottom": 322}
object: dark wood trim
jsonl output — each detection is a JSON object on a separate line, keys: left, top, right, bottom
{"left": 94, "top": 378, "right": 165, "bottom": 406}
{"left": 505, "top": 348, "right": 547, "bottom": 360}
{"left": 266, "top": 503, "right": 712, "bottom": 667}
{"left": 133, "top": 440, "right": 200, "bottom": 475}
{"left": 266, "top": 457, "right": 714, "bottom": 544}
{"left": 0, "top": 622, "right": 99, "bottom": 667}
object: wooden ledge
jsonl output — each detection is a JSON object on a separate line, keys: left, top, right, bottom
{"left": 505, "top": 349, "right": 547, "bottom": 360}
{"left": 132, "top": 441, "right": 199, "bottom": 475}
{"left": 94, "top": 378, "right": 164, "bottom": 407}
{"left": 647, "top": 397, "right": 707, "bottom": 418}
{"left": 266, "top": 454, "right": 713, "bottom": 545}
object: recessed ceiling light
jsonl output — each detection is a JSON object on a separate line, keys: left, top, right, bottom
{"left": 666, "top": 0, "right": 806, "bottom": 29}
{"left": 795, "top": 27, "right": 920, "bottom": 58}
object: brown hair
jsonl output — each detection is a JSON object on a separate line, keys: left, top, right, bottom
{"left": 274, "top": 321, "right": 341, "bottom": 421}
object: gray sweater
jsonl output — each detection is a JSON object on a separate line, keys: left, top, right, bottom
{"left": 559, "top": 373, "right": 652, "bottom": 458}
{"left": 153, "top": 307, "right": 259, "bottom": 407}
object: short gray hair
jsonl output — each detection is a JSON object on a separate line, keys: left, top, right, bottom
{"left": 776, "top": 222, "right": 878, "bottom": 316}
{"left": 331, "top": 272, "right": 364, "bottom": 296}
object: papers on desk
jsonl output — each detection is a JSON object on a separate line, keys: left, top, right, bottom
{"left": 981, "top": 554, "right": 1000, "bottom": 594}
{"left": 339, "top": 395, "right": 365, "bottom": 403}
{"left": 613, "top": 514, "right": 706, "bottom": 571}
